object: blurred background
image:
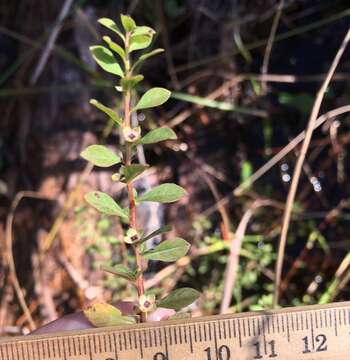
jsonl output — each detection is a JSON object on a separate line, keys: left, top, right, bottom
{"left": 1, "top": 0, "right": 350, "bottom": 335}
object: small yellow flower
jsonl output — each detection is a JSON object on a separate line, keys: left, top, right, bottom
{"left": 139, "top": 294, "right": 156, "bottom": 313}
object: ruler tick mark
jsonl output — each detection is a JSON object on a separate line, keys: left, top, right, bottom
{"left": 112, "top": 333, "right": 118, "bottom": 360}
{"left": 237, "top": 320, "right": 242, "bottom": 347}
{"left": 189, "top": 325, "right": 194, "bottom": 353}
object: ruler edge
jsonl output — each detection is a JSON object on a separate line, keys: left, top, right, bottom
{"left": 1, "top": 301, "right": 349, "bottom": 345}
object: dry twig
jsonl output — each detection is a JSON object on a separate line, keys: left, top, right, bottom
{"left": 273, "top": 28, "right": 350, "bottom": 307}
{"left": 220, "top": 200, "right": 273, "bottom": 314}
{"left": 5, "top": 191, "right": 54, "bottom": 331}
{"left": 261, "top": 0, "right": 285, "bottom": 94}
{"left": 202, "top": 104, "right": 350, "bottom": 219}
{"left": 30, "top": 0, "right": 74, "bottom": 84}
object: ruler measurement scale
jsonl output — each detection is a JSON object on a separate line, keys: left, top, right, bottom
{"left": 1, "top": 302, "right": 350, "bottom": 359}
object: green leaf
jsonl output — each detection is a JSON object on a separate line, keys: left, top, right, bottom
{"left": 85, "top": 191, "right": 128, "bottom": 219}
{"left": 157, "top": 288, "right": 200, "bottom": 311}
{"left": 171, "top": 92, "right": 267, "bottom": 118}
{"left": 140, "top": 127, "right": 177, "bottom": 145}
{"left": 89, "top": 99, "right": 122, "bottom": 126}
{"left": 132, "top": 48, "right": 164, "bottom": 70}
{"left": 90, "top": 46, "right": 124, "bottom": 77}
{"left": 103, "top": 36, "right": 126, "bottom": 61}
{"left": 80, "top": 145, "right": 121, "bottom": 167}
{"left": 84, "top": 303, "right": 136, "bottom": 327}
{"left": 133, "top": 88, "right": 171, "bottom": 111}
{"left": 142, "top": 225, "right": 172, "bottom": 243}
{"left": 142, "top": 238, "right": 190, "bottom": 262}
{"left": 122, "top": 164, "right": 149, "bottom": 183}
{"left": 139, "top": 183, "right": 186, "bottom": 203}
{"left": 132, "top": 26, "right": 155, "bottom": 37}
{"left": 121, "top": 14, "right": 136, "bottom": 32}
{"left": 98, "top": 18, "right": 125, "bottom": 41}
{"left": 101, "top": 264, "right": 137, "bottom": 282}
{"left": 129, "top": 35, "right": 153, "bottom": 52}
{"left": 121, "top": 75, "right": 144, "bottom": 91}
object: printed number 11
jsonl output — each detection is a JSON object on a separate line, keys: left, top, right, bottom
{"left": 253, "top": 340, "right": 278, "bottom": 359}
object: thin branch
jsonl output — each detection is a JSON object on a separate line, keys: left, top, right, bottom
{"left": 30, "top": 0, "right": 74, "bottom": 84}
{"left": 220, "top": 200, "right": 273, "bottom": 314}
{"left": 5, "top": 191, "right": 54, "bottom": 331}
{"left": 261, "top": 0, "right": 285, "bottom": 94}
{"left": 197, "top": 168, "right": 231, "bottom": 241}
{"left": 273, "top": 28, "right": 350, "bottom": 308}
{"left": 203, "top": 104, "right": 350, "bottom": 218}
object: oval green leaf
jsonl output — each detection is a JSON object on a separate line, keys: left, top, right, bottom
{"left": 98, "top": 18, "right": 125, "bottom": 41}
{"left": 85, "top": 191, "right": 128, "bottom": 219}
{"left": 141, "top": 225, "right": 172, "bottom": 243}
{"left": 140, "top": 127, "right": 177, "bottom": 145}
{"left": 142, "top": 238, "right": 190, "bottom": 262}
{"left": 121, "top": 14, "right": 136, "bottom": 32}
{"left": 157, "top": 288, "right": 200, "bottom": 311}
{"left": 89, "top": 99, "right": 122, "bottom": 126}
{"left": 129, "top": 34, "right": 153, "bottom": 52}
{"left": 103, "top": 36, "right": 126, "bottom": 61}
{"left": 132, "top": 26, "right": 155, "bottom": 37}
{"left": 90, "top": 46, "right": 124, "bottom": 77}
{"left": 139, "top": 183, "right": 186, "bottom": 203}
{"left": 101, "top": 264, "right": 137, "bottom": 282}
{"left": 122, "top": 164, "right": 149, "bottom": 183}
{"left": 132, "top": 48, "right": 164, "bottom": 70}
{"left": 81, "top": 145, "right": 121, "bottom": 167}
{"left": 84, "top": 303, "right": 136, "bottom": 327}
{"left": 134, "top": 88, "right": 171, "bottom": 112}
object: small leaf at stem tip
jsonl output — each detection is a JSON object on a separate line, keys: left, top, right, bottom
{"left": 84, "top": 303, "right": 136, "bottom": 327}
{"left": 90, "top": 46, "right": 124, "bottom": 77}
{"left": 139, "top": 183, "right": 187, "bottom": 203}
{"left": 120, "top": 14, "right": 136, "bottom": 32}
{"left": 80, "top": 145, "right": 121, "bottom": 167}
{"left": 103, "top": 36, "right": 126, "bottom": 61}
{"left": 101, "top": 264, "right": 137, "bottom": 282}
{"left": 133, "top": 88, "right": 171, "bottom": 111}
{"left": 98, "top": 18, "right": 125, "bottom": 41}
{"left": 122, "top": 164, "right": 149, "bottom": 183}
{"left": 89, "top": 99, "right": 122, "bottom": 126}
{"left": 129, "top": 34, "right": 153, "bottom": 53}
{"left": 84, "top": 191, "right": 128, "bottom": 219}
{"left": 142, "top": 238, "right": 190, "bottom": 262}
{"left": 141, "top": 224, "right": 172, "bottom": 243}
{"left": 157, "top": 288, "right": 201, "bottom": 311}
{"left": 140, "top": 127, "right": 177, "bottom": 145}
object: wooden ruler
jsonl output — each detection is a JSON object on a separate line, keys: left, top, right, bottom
{"left": 1, "top": 301, "right": 350, "bottom": 359}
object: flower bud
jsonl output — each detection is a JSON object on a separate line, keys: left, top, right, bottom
{"left": 111, "top": 173, "right": 121, "bottom": 181}
{"left": 139, "top": 294, "right": 156, "bottom": 313}
{"left": 122, "top": 126, "right": 141, "bottom": 143}
{"left": 124, "top": 228, "right": 141, "bottom": 244}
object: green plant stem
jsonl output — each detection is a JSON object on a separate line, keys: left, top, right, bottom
{"left": 124, "top": 33, "right": 146, "bottom": 322}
